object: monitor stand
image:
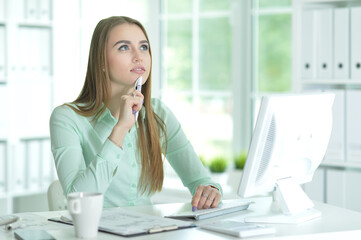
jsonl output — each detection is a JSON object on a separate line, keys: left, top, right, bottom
{"left": 244, "top": 177, "right": 322, "bottom": 224}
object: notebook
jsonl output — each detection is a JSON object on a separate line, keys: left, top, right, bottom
{"left": 49, "top": 208, "right": 195, "bottom": 237}
{"left": 165, "top": 200, "right": 253, "bottom": 220}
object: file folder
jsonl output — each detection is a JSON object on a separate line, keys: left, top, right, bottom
{"left": 316, "top": 9, "right": 333, "bottom": 79}
{"left": 326, "top": 169, "right": 345, "bottom": 207}
{"left": 0, "top": 0, "right": 4, "bottom": 20}
{"left": 0, "top": 142, "right": 6, "bottom": 193}
{"left": 351, "top": 7, "right": 361, "bottom": 79}
{"left": 324, "top": 90, "right": 345, "bottom": 162}
{"left": 301, "top": 10, "right": 315, "bottom": 79}
{"left": 0, "top": 26, "right": 5, "bottom": 80}
{"left": 333, "top": 8, "right": 349, "bottom": 79}
{"left": 346, "top": 90, "right": 361, "bottom": 162}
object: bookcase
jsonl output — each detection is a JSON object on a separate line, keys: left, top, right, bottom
{"left": 0, "top": 0, "right": 57, "bottom": 214}
{"left": 293, "top": 0, "right": 361, "bottom": 211}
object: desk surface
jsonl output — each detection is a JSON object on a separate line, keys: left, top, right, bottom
{"left": 1, "top": 197, "right": 361, "bottom": 240}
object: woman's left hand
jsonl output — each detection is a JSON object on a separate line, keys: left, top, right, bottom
{"left": 191, "top": 185, "right": 221, "bottom": 211}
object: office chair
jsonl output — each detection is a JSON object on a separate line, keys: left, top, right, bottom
{"left": 47, "top": 180, "right": 67, "bottom": 211}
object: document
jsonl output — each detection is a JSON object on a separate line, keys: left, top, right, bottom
{"left": 49, "top": 208, "right": 195, "bottom": 237}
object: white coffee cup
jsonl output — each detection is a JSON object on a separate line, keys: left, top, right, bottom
{"left": 67, "top": 192, "right": 103, "bottom": 239}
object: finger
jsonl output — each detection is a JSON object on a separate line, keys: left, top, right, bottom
{"left": 197, "top": 188, "right": 212, "bottom": 210}
{"left": 210, "top": 192, "right": 222, "bottom": 208}
{"left": 197, "top": 192, "right": 210, "bottom": 209}
{"left": 204, "top": 190, "right": 217, "bottom": 209}
{"left": 132, "top": 90, "right": 144, "bottom": 99}
{"left": 131, "top": 92, "right": 144, "bottom": 112}
{"left": 191, "top": 186, "right": 204, "bottom": 211}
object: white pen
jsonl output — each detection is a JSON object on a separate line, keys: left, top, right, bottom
{"left": 5, "top": 217, "right": 22, "bottom": 231}
{"left": 134, "top": 76, "right": 142, "bottom": 121}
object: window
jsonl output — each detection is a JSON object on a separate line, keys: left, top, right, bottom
{"left": 251, "top": 0, "right": 292, "bottom": 127}
{"left": 252, "top": 0, "right": 292, "bottom": 94}
{"left": 160, "top": 0, "right": 233, "bottom": 163}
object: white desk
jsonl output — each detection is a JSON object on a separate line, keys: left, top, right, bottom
{"left": 1, "top": 197, "right": 361, "bottom": 240}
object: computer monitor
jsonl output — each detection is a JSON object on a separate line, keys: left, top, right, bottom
{"left": 238, "top": 93, "right": 334, "bottom": 224}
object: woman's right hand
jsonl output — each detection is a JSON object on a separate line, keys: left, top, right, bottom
{"left": 108, "top": 89, "right": 144, "bottom": 148}
{"left": 117, "top": 90, "right": 144, "bottom": 130}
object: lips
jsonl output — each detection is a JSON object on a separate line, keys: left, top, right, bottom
{"left": 131, "top": 65, "right": 146, "bottom": 74}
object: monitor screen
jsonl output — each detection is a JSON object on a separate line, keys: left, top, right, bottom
{"left": 237, "top": 93, "right": 334, "bottom": 223}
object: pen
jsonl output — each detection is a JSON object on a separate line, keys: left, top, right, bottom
{"left": 134, "top": 76, "right": 142, "bottom": 121}
{"left": 5, "top": 217, "right": 22, "bottom": 231}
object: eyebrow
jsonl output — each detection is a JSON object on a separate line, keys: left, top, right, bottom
{"left": 112, "top": 40, "right": 149, "bottom": 48}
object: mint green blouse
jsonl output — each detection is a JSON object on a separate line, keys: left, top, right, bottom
{"left": 49, "top": 98, "right": 222, "bottom": 207}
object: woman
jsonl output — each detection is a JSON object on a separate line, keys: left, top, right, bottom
{"left": 50, "top": 16, "right": 222, "bottom": 210}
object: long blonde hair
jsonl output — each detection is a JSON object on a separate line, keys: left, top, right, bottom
{"left": 68, "top": 16, "right": 166, "bottom": 195}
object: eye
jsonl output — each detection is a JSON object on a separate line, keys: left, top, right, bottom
{"left": 118, "top": 45, "right": 129, "bottom": 51}
{"left": 140, "top": 44, "right": 149, "bottom": 51}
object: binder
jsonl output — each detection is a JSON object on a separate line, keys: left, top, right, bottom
{"left": 0, "top": 86, "right": 9, "bottom": 137}
{"left": 39, "top": 0, "right": 51, "bottom": 21}
{"left": 0, "top": 26, "right": 5, "bottom": 79}
{"left": 25, "top": 0, "right": 38, "bottom": 20}
{"left": 40, "top": 28, "right": 51, "bottom": 76}
{"left": 333, "top": 8, "right": 349, "bottom": 79}
{"left": 0, "top": 0, "right": 4, "bottom": 20}
{"left": 324, "top": 90, "right": 344, "bottom": 162}
{"left": 350, "top": 7, "right": 361, "bottom": 79}
{"left": 29, "top": 28, "right": 40, "bottom": 77}
{"left": 27, "top": 140, "right": 41, "bottom": 190}
{"left": 303, "top": 168, "right": 325, "bottom": 203}
{"left": 326, "top": 169, "right": 345, "bottom": 208}
{"left": 345, "top": 171, "right": 361, "bottom": 212}
{"left": 346, "top": 90, "right": 361, "bottom": 163}
{"left": 301, "top": 10, "right": 315, "bottom": 79}
{"left": 19, "top": 27, "right": 29, "bottom": 76}
{"left": 315, "top": 8, "right": 333, "bottom": 79}
{"left": 0, "top": 141, "right": 6, "bottom": 193}
{"left": 8, "top": 0, "right": 24, "bottom": 21}
{"left": 13, "top": 143, "right": 26, "bottom": 192}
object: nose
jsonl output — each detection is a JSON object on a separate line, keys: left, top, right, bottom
{"left": 132, "top": 49, "right": 142, "bottom": 63}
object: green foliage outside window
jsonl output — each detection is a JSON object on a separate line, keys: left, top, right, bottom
{"left": 258, "top": 0, "right": 292, "bottom": 8}
{"left": 166, "top": 19, "right": 192, "bottom": 90}
{"left": 258, "top": 14, "right": 292, "bottom": 92}
{"left": 199, "top": 18, "right": 231, "bottom": 91}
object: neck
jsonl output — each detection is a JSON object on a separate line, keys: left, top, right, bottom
{"left": 108, "top": 84, "right": 134, "bottom": 119}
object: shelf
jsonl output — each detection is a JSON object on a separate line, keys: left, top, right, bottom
{"left": 301, "top": 79, "right": 361, "bottom": 85}
{"left": 301, "top": 0, "right": 361, "bottom": 8}
{"left": 11, "top": 189, "right": 48, "bottom": 198}
{"left": 18, "top": 21, "right": 53, "bottom": 28}
{"left": 321, "top": 161, "right": 361, "bottom": 170}
{"left": 0, "top": 192, "right": 9, "bottom": 199}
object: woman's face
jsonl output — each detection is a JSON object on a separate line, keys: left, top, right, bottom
{"left": 106, "top": 23, "right": 151, "bottom": 90}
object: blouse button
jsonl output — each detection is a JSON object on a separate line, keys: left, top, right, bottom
{"left": 131, "top": 183, "right": 136, "bottom": 188}
{"left": 127, "top": 143, "right": 132, "bottom": 148}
